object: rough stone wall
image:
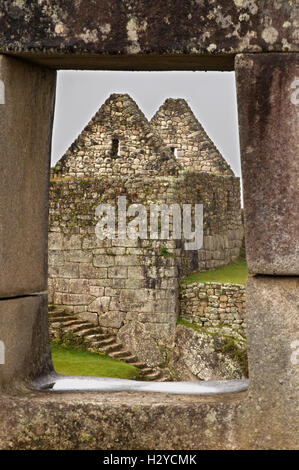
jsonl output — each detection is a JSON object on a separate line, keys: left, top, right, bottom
{"left": 49, "top": 176, "right": 182, "bottom": 367}
{"left": 174, "top": 281, "right": 247, "bottom": 381}
{"left": 171, "top": 324, "right": 247, "bottom": 381}
{"left": 51, "top": 93, "right": 179, "bottom": 179}
{"left": 180, "top": 282, "right": 246, "bottom": 330}
{"left": 177, "top": 172, "right": 243, "bottom": 274}
{"left": 48, "top": 171, "right": 242, "bottom": 367}
{"left": 48, "top": 92, "right": 242, "bottom": 368}
{"left": 151, "top": 98, "right": 233, "bottom": 176}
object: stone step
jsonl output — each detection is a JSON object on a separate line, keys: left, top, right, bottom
{"left": 50, "top": 316, "right": 79, "bottom": 324}
{"left": 139, "top": 367, "right": 153, "bottom": 375}
{"left": 48, "top": 310, "right": 70, "bottom": 318}
{"left": 50, "top": 322, "right": 64, "bottom": 329}
{"left": 143, "top": 370, "right": 162, "bottom": 381}
{"left": 157, "top": 376, "right": 169, "bottom": 382}
{"left": 121, "top": 354, "right": 139, "bottom": 363}
{"left": 58, "top": 319, "right": 86, "bottom": 327}
{"left": 130, "top": 361, "right": 148, "bottom": 370}
{"left": 94, "top": 336, "right": 116, "bottom": 346}
{"left": 109, "top": 350, "right": 132, "bottom": 359}
{"left": 98, "top": 342, "right": 123, "bottom": 354}
{"left": 90, "top": 339, "right": 118, "bottom": 349}
{"left": 76, "top": 327, "right": 103, "bottom": 337}
{"left": 84, "top": 333, "right": 111, "bottom": 342}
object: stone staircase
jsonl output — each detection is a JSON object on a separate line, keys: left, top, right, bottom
{"left": 48, "top": 307, "right": 166, "bottom": 381}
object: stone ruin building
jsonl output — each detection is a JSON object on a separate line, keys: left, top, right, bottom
{"left": 49, "top": 93, "right": 244, "bottom": 380}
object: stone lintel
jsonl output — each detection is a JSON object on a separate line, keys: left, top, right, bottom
{"left": 0, "top": 1, "right": 298, "bottom": 69}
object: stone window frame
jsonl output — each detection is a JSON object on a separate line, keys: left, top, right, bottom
{"left": 42, "top": 68, "right": 247, "bottom": 391}
{"left": 0, "top": 79, "right": 4, "bottom": 104}
{"left": 0, "top": 50, "right": 297, "bottom": 450}
{"left": 0, "top": 59, "right": 261, "bottom": 391}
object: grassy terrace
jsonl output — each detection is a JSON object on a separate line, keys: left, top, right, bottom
{"left": 51, "top": 343, "right": 140, "bottom": 380}
{"left": 181, "top": 258, "right": 248, "bottom": 285}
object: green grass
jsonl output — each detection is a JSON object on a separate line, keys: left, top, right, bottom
{"left": 181, "top": 258, "right": 249, "bottom": 285}
{"left": 50, "top": 343, "right": 140, "bottom": 380}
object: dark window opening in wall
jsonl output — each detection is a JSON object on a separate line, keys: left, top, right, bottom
{"left": 170, "top": 147, "right": 178, "bottom": 158}
{"left": 48, "top": 70, "right": 246, "bottom": 389}
{"left": 112, "top": 137, "right": 120, "bottom": 157}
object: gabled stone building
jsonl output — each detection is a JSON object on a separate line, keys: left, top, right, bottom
{"left": 49, "top": 93, "right": 243, "bottom": 376}
{"left": 151, "top": 98, "right": 233, "bottom": 175}
{"left": 52, "top": 93, "right": 179, "bottom": 179}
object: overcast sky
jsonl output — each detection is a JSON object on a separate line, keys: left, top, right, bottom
{"left": 51, "top": 71, "right": 241, "bottom": 179}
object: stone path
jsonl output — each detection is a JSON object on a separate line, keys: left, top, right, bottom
{"left": 49, "top": 307, "right": 166, "bottom": 381}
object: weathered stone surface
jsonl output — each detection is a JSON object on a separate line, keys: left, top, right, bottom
{"left": 151, "top": 98, "right": 233, "bottom": 175}
{"left": 0, "top": 294, "right": 52, "bottom": 389}
{"left": 246, "top": 276, "right": 299, "bottom": 402}
{"left": 0, "top": 385, "right": 297, "bottom": 449}
{"left": 239, "top": 276, "right": 299, "bottom": 447}
{"left": 118, "top": 322, "right": 164, "bottom": 367}
{"left": 0, "top": 54, "right": 56, "bottom": 297}
{"left": 0, "top": 390, "right": 248, "bottom": 450}
{"left": 236, "top": 53, "right": 299, "bottom": 275}
{"left": 171, "top": 325, "right": 246, "bottom": 381}
{"left": 98, "top": 310, "right": 126, "bottom": 330}
{"left": 0, "top": 1, "right": 298, "bottom": 70}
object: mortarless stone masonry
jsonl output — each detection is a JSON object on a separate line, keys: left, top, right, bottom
{"left": 180, "top": 282, "right": 246, "bottom": 329}
{"left": 52, "top": 94, "right": 179, "bottom": 179}
{"left": 175, "top": 282, "right": 247, "bottom": 381}
{"left": 49, "top": 93, "right": 243, "bottom": 369}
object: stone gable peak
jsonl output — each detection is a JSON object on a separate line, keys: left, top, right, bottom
{"left": 151, "top": 98, "right": 234, "bottom": 176}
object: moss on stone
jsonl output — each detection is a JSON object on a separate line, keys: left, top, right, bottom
{"left": 177, "top": 317, "right": 248, "bottom": 377}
